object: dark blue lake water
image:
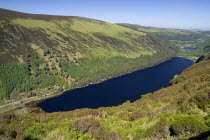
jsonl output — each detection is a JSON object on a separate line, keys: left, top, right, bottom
{"left": 38, "top": 57, "right": 194, "bottom": 112}
{"left": 183, "top": 47, "right": 197, "bottom": 50}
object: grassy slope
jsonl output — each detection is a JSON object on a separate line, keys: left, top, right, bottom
{"left": 117, "top": 23, "right": 210, "bottom": 61}
{"left": 0, "top": 9, "right": 175, "bottom": 102}
{"left": 0, "top": 58, "right": 209, "bottom": 140}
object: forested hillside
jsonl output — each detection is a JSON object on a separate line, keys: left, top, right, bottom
{"left": 0, "top": 55, "right": 209, "bottom": 140}
{"left": 0, "top": 9, "right": 175, "bottom": 102}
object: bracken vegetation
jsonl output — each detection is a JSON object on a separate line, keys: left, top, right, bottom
{"left": 0, "top": 58, "right": 209, "bottom": 140}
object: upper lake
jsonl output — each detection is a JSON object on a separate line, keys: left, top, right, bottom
{"left": 38, "top": 57, "right": 194, "bottom": 112}
{"left": 183, "top": 47, "right": 197, "bottom": 50}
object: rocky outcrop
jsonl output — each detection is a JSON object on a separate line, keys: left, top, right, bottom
{"left": 196, "top": 52, "right": 210, "bottom": 63}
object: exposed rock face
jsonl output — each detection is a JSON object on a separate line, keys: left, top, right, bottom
{"left": 196, "top": 52, "right": 210, "bottom": 63}
{"left": 196, "top": 55, "right": 207, "bottom": 63}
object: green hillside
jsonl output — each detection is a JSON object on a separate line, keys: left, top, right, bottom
{"left": 0, "top": 57, "right": 209, "bottom": 140}
{"left": 0, "top": 9, "right": 175, "bottom": 103}
{"left": 117, "top": 23, "right": 210, "bottom": 60}
{"left": 117, "top": 23, "right": 208, "bottom": 41}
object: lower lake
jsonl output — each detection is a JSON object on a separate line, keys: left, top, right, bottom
{"left": 37, "top": 57, "right": 194, "bottom": 112}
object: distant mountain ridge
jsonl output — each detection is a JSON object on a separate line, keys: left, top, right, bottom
{"left": 117, "top": 23, "right": 208, "bottom": 41}
{"left": 0, "top": 8, "right": 74, "bottom": 20}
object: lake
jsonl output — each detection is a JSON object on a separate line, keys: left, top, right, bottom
{"left": 37, "top": 57, "right": 194, "bottom": 112}
{"left": 183, "top": 47, "right": 197, "bottom": 50}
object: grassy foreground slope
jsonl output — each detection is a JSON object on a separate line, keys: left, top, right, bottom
{"left": 0, "top": 56, "right": 209, "bottom": 140}
{"left": 118, "top": 23, "right": 210, "bottom": 60}
{"left": 0, "top": 9, "right": 175, "bottom": 102}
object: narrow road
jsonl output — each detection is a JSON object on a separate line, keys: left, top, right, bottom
{"left": 0, "top": 91, "right": 57, "bottom": 109}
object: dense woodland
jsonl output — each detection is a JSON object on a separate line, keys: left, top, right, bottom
{"left": 0, "top": 59, "right": 64, "bottom": 100}
{"left": 60, "top": 52, "right": 173, "bottom": 88}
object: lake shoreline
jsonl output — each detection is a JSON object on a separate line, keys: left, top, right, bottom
{"left": 0, "top": 56, "right": 192, "bottom": 113}
{"left": 34, "top": 57, "right": 174, "bottom": 106}
{"left": 177, "top": 56, "right": 196, "bottom": 62}
{"left": 37, "top": 57, "right": 194, "bottom": 113}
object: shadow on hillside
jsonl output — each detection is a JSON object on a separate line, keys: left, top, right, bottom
{"left": 188, "top": 130, "right": 210, "bottom": 140}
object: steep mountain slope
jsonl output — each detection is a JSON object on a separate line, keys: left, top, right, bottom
{"left": 0, "top": 56, "right": 209, "bottom": 140}
{"left": 0, "top": 9, "right": 175, "bottom": 102}
{"left": 0, "top": 9, "right": 173, "bottom": 64}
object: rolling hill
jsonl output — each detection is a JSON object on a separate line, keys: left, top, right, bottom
{"left": 0, "top": 9, "right": 175, "bottom": 103}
